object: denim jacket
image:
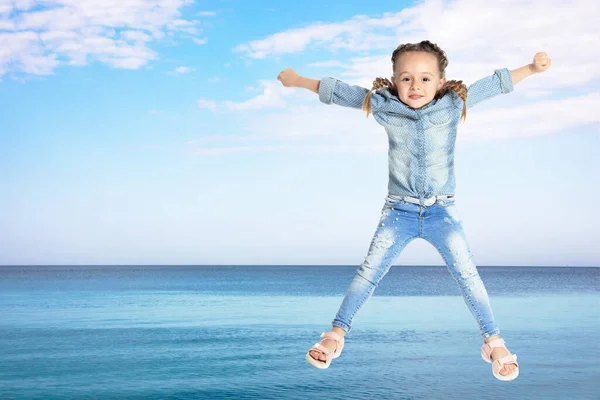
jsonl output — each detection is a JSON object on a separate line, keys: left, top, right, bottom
{"left": 318, "top": 68, "right": 514, "bottom": 201}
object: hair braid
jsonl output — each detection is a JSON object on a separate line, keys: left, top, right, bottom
{"left": 361, "top": 77, "right": 397, "bottom": 118}
{"left": 436, "top": 80, "right": 468, "bottom": 122}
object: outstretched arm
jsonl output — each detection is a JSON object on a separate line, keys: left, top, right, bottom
{"left": 465, "top": 52, "right": 551, "bottom": 109}
{"left": 510, "top": 52, "right": 552, "bottom": 85}
{"left": 277, "top": 68, "right": 376, "bottom": 110}
{"left": 277, "top": 68, "right": 319, "bottom": 93}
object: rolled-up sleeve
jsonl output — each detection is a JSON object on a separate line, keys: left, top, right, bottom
{"left": 465, "top": 68, "right": 514, "bottom": 109}
{"left": 318, "top": 77, "right": 337, "bottom": 104}
{"left": 318, "top": 77, "right": 371, "bottom": 109}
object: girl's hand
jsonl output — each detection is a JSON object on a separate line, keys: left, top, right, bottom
{"left": 277, "top": 68, "right": 300, "bottom": 87}
{"left": 530, "top": 52, "right": 551, "bottom": 73}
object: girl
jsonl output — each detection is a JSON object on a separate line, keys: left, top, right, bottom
{"left": 277, "top": 40, "right": 551, "bottom": 381}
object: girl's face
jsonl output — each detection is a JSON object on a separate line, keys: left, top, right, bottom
{"left": 391, "top": 51, "right": 446, "bottom": 109}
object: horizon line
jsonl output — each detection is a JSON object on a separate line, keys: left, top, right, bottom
{"left": 1, "top": 264, "right": 598, "bottom": 268}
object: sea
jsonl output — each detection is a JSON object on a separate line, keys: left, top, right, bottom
{"left": 0, "top": 265, "right": 598, "bottom": 400}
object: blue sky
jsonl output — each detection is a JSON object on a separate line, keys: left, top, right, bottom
{"left": 1, "top": 0, "right": 598, "bottom": 266}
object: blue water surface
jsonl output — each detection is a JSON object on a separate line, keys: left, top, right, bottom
{"left": 0, "top": 265, "right": 598, "bottom": 400}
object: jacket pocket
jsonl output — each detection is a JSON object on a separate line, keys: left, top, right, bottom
{"left": 376, "top": 112, "right": 406, "bottom": 127}
{"left": 427, "top": 110, "right": 453, "bottom": 126}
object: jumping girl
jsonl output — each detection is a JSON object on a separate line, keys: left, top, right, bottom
{"left": 277, "top": 40, "right": 551, "bottom": 381}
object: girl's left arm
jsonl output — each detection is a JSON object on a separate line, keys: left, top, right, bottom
{"left": 511, "top": 52, "right": 552, "bottom": 85}
{"left": 464, "top": 52, "right": 551, "bottom": 109}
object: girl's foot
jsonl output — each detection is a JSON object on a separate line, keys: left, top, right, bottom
{"left": 306, "top": 330, "right": 346, "bottom": 369}
{"left": 308, "top": 337, "right": 338, "bottom": 362}
{"left": 485, "top": 335, "right": 518, "bottom": 376}
{"left": 308, "top": 327, "right": 346, "bottom": 362}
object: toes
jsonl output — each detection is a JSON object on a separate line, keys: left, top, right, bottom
{"left": 309, "top": 339, "right": 337, "bottom": 361}
{"left": 501, "top": 365, "right": 516, "bottom": 375}
{"left": 309, "top": 349, "right": 325, "bottom": 361}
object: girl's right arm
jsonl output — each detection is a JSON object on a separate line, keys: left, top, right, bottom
{"left": 277, "top": 68, "right": 375, "bottom": 110}
{"left": 277, "top": 68, "right": 320, "bottom": 93}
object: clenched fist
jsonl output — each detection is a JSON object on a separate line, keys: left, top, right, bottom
{"left": 530, "top": 52, "right": 551, "bottom": 73}
{"left": 277, "top": 68, "right": 300, "bottom": 87}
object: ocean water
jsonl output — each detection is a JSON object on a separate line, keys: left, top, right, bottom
{"left": 0, "top": 265, "right": 598, "bottom": 400}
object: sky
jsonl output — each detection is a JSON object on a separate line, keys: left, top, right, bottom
{"left": 1, "top": 0, "right": 599, "bottom": 266}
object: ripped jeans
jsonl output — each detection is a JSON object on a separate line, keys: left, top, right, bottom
{"left": 332, "top": 195, "right": 500, "bottom": 339}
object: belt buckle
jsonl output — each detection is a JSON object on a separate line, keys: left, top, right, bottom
{"left": 423, "top": 196, "right": 436, "bottom": 207}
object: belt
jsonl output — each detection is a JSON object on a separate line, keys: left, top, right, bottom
{"left": 398, "top": 195, "right": 453, "bottom": 207}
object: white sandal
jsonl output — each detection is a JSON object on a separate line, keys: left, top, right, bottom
{"left": 481, "top": 338, "right": 519, "bottom": 381}
{"left": 305, "top": 331, "right": 345, "bottom": 369}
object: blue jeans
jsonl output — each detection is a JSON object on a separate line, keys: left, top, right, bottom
{"left": 332, "top": 195, "right": 500, "bottom": 339}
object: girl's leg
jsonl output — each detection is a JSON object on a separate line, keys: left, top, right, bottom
{"left": 422, "top": 201, "right": 517, "bottom": 377}
{"left": 422, "top": 202, "right": 499, "bottom": 339}
{"left": 308, "top": 199, "right": 420, "bottom": 362}
{"left": 330, "top": 201, "right": 419, "bottom": 333}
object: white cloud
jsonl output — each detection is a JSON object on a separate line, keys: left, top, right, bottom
{"left": 120, "top": 30, "right": 153, "bottom": 43}
{"left": 233, "top": 16, "right": 397, "bottom": 59}
{"left": 193, "top": 145, "right": 289, "bottom": 156}
{"left": 198, "top": 80, "right": 296, "bottom": 112}
{"left": 192, "top": 37, "right": 208, "bottom": 45}
{"left": 223, "top": 80, "right": 291, "bottom": 110}
{"left": 197, "top": 99, "right": 218, "bottom": 112}
{"left": 307, "top": 60, "right": 346, "bottom": 68}
{"left": 167, "top": 18, "right": 199, "bottom": 35}
{"left": 174, "top": 66, "right": 195, "bottom": 74}
{"left": 0, "top": 0, "right": 198, "bottom": 77}
{"left": 460, "top": 92, "right": 600, "bottom": 140}
{"left": 0, "top": 3, "right": 12, "bottom": 15}
{"left": 523, "top": 90, "right": 554, "bottom": 99}
{"left": 0, "top": 19, "right": 14, "bottom": 30}
{"left": 188, "top": 101, "right": 389, "bottom": 155}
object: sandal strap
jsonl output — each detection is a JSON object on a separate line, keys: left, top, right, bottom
{"left": 493, "top": 354, "right": 519, "bottom": 368}
{"left": 321, "top": 331, "right": 343, "bottom": 342}
{"left": 485, "top": 338, "right": 505, "bottom": 348}
{"left": 481, "top": 338, "right": 506, "bottom": 357}
{"left": 310, "top": 342, "right": 334, "bottom": 357}
{"left": 310, "top": 331, "right": 344, "bottom": 356}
